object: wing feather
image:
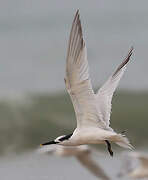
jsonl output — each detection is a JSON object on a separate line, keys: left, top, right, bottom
{"left": 96, "top": 47, "right": 133, "bottom": 127}
{"left": 65, "top": 10, "right": 105, "bottom": 128}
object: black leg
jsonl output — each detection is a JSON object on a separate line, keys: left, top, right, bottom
{"left": 105, "top": 140, "right": 113, "bottom": 157}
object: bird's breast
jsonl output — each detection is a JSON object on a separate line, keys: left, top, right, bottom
{"left": 71, "top": 127, "right": 111, "bottom": 145}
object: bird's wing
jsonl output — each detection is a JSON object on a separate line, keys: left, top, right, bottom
{"left": 65, "top": 10, "right": 105, "bottom": 128}
{"left": 76, "top": 153, "right": 110, "bottom": 180}
{"left": 132, "top": 152, "right": 148, "bottom": 168}
{"left": 96, "top": 48, "right": 133, "bottom": 127}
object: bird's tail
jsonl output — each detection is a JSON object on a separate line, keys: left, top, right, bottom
{"left": 110, "top": 134, "right": 134, "bottom": 150}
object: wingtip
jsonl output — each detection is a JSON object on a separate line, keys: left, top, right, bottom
{"left": 112, "top": 47, "right": 133, "bottom": 77}
{"left": 76, "top": 9, "right": 80, "bottom": 14}
{"left": 126, "top": 46, "right": 134, "bottom": 63}
{"left": 124, "top": 46, "right": 134, "bottom": 62}
{"left": 73, "top": 9, "right": 80, "bottom": 24}
{"left": 73, "top": 9, "right": 83, "bottom": 40}
{"left": 74, "top": 9, "right": 80, "bottom": 18}
{"left": 128, "top": 46, "right": 134, "bottom": 56}
{"left": 130, "top": 46, "right": 134, "bottom": 51}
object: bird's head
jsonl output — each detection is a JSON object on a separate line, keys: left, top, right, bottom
{"left": 40, "top": 133, "right": 73, "bottom": 146}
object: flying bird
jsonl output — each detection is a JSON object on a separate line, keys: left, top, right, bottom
{"left": 41, "top": 10, "right": 133, "bottom": 156}
{"left": 39, "top": 145, "right": 110, "bottom": 180}
{"left": 118, "top": 152, "right": 148, "bottom": 179}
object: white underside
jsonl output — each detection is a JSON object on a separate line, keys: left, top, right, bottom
{"left": 59, "top": 127, "right": 133, "bottom": 150}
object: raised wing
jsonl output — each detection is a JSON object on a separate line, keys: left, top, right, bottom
{"left": 96, "top": 47, "right": 133, "bottom": 127}
{"left": 65, "top": 10, "right": 105, "bottom": 128}
{"left": 76, "top": 153, "right": 110, "bottom": 180}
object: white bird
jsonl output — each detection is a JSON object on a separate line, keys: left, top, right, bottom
{"left": 118, "top": 152, "right": 148, "bottom": 179}
{"left": 41, "top": 10, "right": 133, "bottom": 156}
{"left": 39, "top": 145, "right": 110, "bottom": 180}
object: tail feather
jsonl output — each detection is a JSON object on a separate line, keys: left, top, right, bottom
{"left": 110, "top": 134, "right": 134, "bottom": 150}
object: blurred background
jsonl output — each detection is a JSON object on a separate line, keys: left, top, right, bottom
{"left": 0, "top": 0, "right": 148, "bottom": 179}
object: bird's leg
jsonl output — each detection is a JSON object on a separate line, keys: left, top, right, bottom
{"left": 105, "top": 140, "right": 113, "bottom": 157}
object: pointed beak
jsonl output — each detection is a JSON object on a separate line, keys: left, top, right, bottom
{"left": 40, "top": 140, "right": 58, "bottom": 146}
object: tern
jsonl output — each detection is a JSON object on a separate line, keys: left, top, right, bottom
{"left": 39, "top": 145, "right": 110, "bottom": 180}
{"left": 41, "top": 10, "right": 133, "bottom": 156}
{"left": 118, "top": 152, "right": 148, "bottom": 179}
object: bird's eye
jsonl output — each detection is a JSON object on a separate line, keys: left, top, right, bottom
{"left": 55, "top": 135, "right": 65, "bottom": 142}
{"left": 58, "top": 134, "right": 73, "bottom": 142}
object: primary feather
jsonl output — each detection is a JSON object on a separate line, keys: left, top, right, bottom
{"left": 96, "top": 47, "right": 133, "bottom": 127}
{"left": 65, "top": 10, "right": 105, "bottom": 129}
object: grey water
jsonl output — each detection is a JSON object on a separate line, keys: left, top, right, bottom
{"left": 0, "top": 0, "right": 148, "bottom": 97}
{"left": 0, "top": 152, "right": 131, "bottom": 180}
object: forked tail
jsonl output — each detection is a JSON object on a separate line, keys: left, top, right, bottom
{"left": 110, "top": 134, "right": 134, "bottom": 150}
